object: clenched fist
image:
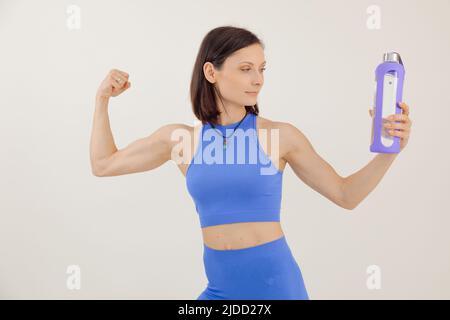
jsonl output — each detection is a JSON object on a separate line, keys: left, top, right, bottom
{"left": 96, "top": 69, "right": 131, "bottom": 99}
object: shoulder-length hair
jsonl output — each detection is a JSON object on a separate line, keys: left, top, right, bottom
{"left": 190, "top": 25, "right": 265, "bottom": 126}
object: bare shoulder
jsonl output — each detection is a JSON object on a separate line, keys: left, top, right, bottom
{"left": 256, "top": 114, "right": 285, "bottom": 128}
{"left": 255, "top": 115, "right": 308, "bottom": 159}
{"left": 158, "top": 123, "right": 195, "bottom": 146}
{"left": 159, "top": 122, "right": 205, "bottom": 162}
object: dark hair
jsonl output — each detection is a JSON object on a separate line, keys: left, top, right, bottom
{"left": 190, "top": 25, "right": 265, "bottom": 126}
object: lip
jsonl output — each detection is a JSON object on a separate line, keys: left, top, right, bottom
{"left": 245, "top": 91, "right": 258, "bottom": 95}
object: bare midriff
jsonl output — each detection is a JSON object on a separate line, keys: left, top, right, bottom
{"left": 201, "top": 221, "right": 284, "bottom": 250}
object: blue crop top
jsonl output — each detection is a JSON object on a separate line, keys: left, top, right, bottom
{"left": 186, "top": 112, "right": 283, "bottom": 228}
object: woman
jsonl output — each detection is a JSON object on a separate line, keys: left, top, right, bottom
{"left": 89, "top": 26, "right": 412, "bottom": 300}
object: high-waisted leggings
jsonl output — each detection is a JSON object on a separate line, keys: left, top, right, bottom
{"left": 197, "top": 235, "right": 309, "bottom": 300}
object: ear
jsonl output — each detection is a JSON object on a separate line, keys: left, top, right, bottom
{"left": 203, "top": 62, "right": 216, "bottom": 84}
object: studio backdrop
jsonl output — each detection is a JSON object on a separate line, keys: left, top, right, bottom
{"left": 0, "top": 0, "right": 449, "bottom": 299}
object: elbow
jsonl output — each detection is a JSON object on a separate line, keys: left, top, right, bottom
{"left": 92, "top": 169, "right": 103, "bottom": 177}
{"left": 340, "top": 197, "right": 358, "bottom": 211}
{"left": 91, "top": 167, "right": 103, "bottom": 177}
{"left": 340, "top": 178, "right": 356, "bottom": 211}
{"left": 90, "top": 153, "right": 115, "bottom": 177}
{"left": 91, "top": 152, "right": 119, "bottom": 177}
{"left": 91, "top": 162, "right": 105, "bottom": 177}
{"left": 342, "top": 202, "right": 356, "bottom": 211}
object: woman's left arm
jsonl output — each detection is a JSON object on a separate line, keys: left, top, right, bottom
{"left": 342, "top": 102, "right": 412, "bottom": 209}
{"left": 282, "top": 102, "right": 412, "bottom": 211}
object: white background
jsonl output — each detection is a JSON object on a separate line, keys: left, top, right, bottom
{"left": 0, "top": 0, "right": 449, "bottom": 299}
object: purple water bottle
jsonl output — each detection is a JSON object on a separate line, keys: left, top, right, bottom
{"left": 370, "top": 51, "right": 405, "bottom": 153}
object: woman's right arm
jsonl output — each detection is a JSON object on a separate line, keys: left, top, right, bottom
{"left": 90, "top": 69, "right": 181, "bottom": 177}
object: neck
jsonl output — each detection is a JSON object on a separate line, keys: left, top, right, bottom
{"left": 217, "top": 107, "right": 247, "bottom": 126}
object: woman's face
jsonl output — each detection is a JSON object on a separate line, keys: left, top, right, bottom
{"left": 204, "top": 43, "right": 266, "bottom": 108}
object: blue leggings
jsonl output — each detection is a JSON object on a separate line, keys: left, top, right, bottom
{"left": 197, "top": 235, "right": 309, "bottom": 300}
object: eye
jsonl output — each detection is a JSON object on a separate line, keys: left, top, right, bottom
{"left": 241, "top": 68, "right": 266, "bottom": 72}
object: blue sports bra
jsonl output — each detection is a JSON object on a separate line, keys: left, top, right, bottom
{"left": 186, "top": 111, "right": 283, "bottom": 228}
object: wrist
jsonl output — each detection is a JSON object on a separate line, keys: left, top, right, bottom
{"left": 95, "top": 93, "right": 110, "bottom": 105}
{"left": 376, "top": 152, "right": 398, "bottom": 163}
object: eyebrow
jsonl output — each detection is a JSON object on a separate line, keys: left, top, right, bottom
{"left": 239, "top": 61, "right": 266, "bottom": 66}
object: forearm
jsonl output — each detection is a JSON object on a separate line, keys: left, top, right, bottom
{"left": 89, "top": 95, "right": 118, "bottom": 172}
{"left": 342, "top": 153, "right": 398, "bottom": 209}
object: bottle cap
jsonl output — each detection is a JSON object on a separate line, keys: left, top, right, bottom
{"left": 383, "top": 52, "right": 403, "bottom": 66}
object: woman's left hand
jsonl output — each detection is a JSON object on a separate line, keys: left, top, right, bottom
{"left": 369, "top": 102, "right": 412, "bottom": 152}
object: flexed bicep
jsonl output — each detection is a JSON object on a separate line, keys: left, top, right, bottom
{"left": 93, "top": 124, "right": 182, "bottom": 177}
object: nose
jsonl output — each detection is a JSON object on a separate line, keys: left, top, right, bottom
{"left": 252, "top": 74, "right": 263, "bottom": 87}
